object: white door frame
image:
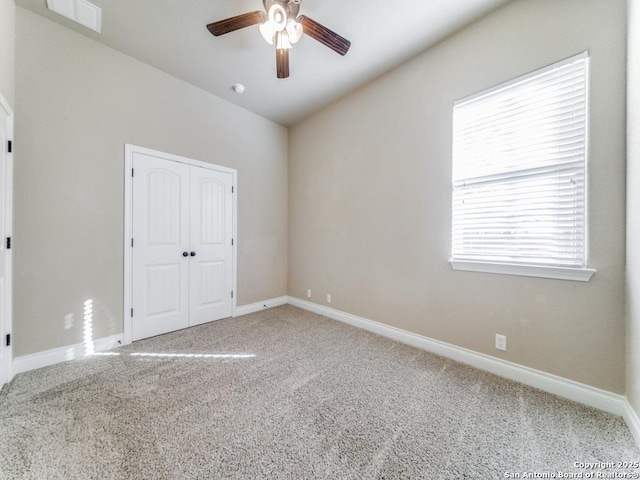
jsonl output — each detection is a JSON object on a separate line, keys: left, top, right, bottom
{"left": 0, "top": 91, "right": 13, "bottom": 386}
{"left": 123, "top": 144, "right": 237, "bottom": 345}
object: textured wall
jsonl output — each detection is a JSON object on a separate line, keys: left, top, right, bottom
{"left": 627, "top": 0, "right": 640, "bottom": 416}
{"left": 288, "top": 0, "right": 627, "bottom": 392}
{"left": 14, "top": 8, "right": 288, "bottom": 356}
{"left": 0, "top": 0, "right": 15, "bottom": 106}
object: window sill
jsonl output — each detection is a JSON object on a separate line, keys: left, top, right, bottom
{"left": 449, "top": 260, "right": 597, "bottom": 282}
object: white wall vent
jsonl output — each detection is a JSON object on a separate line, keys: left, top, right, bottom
{"left": 46, "top": 0, "right": 102, "bottom": 33}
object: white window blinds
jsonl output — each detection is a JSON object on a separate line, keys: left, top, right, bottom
{"left": 451, "top": 53, "right": 589, "bottom": 269}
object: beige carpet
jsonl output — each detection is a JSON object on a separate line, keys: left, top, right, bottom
{"left": 0, "top": 305, "right": 638, "bottom": 479}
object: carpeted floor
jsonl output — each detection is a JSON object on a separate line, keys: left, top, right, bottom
{"left": 0, "top": 305, "right": 638, "bottom": 479}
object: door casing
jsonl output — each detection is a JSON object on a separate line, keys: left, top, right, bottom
{"left": 123, "top": 144, "right": 237, "bottom": 345}
{"left": 0, "top": 91, "right": 13, "bottom": 387}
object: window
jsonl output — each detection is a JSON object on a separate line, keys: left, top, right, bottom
{"left": 450, "top": 52, "right": 596, "bottom": 281}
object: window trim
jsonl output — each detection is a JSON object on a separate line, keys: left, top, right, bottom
{"left": 449, "top": 52, "right": 596, "bottom": 282}
{"left": 449, "top": 260, "right": 596, "bottom": 282}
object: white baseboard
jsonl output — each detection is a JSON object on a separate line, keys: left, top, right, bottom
{"left": 12, "top": 334, "right": 124, "bottom": 377}
{"left": 234, "top": 296, "right": 288, "bottom": 317}
{"left": 288, "top": 297, "right": 626, "bottom": 417}
{"left": 624, "top": 399, "right": 640, "bottom": 447}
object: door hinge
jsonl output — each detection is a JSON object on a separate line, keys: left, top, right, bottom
{"left": 232, "top": 186, "right": 234, "bottom": 194}
{"left": 7, "top": 140, "right": 12, "bottom": 153}
{"left": 131, "top": 238, "right": 134, "bottom": 247}
{"left": 231, "top": 238, "right": 234, "bottom": 246}
{"left": 131, "top": 168, "right": 134, "bottom": 177}
{"left": 5, "top": 334, "right": 10, "bottom": 347}
{"left": 130, "top": 308, "right": 134, "bottom": 317}
{"left": 5, "top": 237, "right": 10, "bottom": 250}
{"left": 231, "top": 291, "right": 234, "bottom": 299}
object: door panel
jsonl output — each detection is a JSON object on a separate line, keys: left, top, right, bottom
{"left": 199, "top": 180, "right": 225, "bottom": 245}
{"left": 199, "top": 261, "right": 225, "bottom": 305}
{"left": 146, "top": 264, "right": 182, "bottom": 315}
{"left": 132, "top": 153, "right": 190, "bottom": 340}
{"left": 189, "top": 166, "right": 233, "bottom": 326}
{"left": 147, "top": 171, "right": 182, "bottom": 245}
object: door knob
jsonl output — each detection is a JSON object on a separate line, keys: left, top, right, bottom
{"left": 190, "top": 251, "right": 196, "bottom": 257}
{"left": 182, "top": 251, "right": 189, "bottom": 257}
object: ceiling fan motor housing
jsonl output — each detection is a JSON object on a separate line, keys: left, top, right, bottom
{"left": 263, "top": 0, "right": 300, "bottom": 20}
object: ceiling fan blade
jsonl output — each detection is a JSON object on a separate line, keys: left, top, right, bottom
{"left": 276, "top": 49, "right": 290, "bottom": 79}
{"left": 207, "top": 11, "right": 267, "bottom": 36}
{"left": 298, "top": 15, "right": 351, "bottom": 56}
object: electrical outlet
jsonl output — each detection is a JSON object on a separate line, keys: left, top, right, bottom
{"left": 307, "top": 289, "right": 312, "bottom": 298}
{"left": 326, "top": 294, "right": 332, "bottom": 303}
{"left": 495, "top": 334, "right": 507, "bottom": 352}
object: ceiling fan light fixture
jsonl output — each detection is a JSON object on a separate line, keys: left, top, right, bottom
{"left": 268, "top": 4, "right": 287, "bottom": 32}
{"left": 259, "top": 22, "right": 275, "bottom": 44}
{"left": 286, "top": 18, "right": 303, "bottom": 44}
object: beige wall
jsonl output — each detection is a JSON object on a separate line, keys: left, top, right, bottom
{"left": 0, "top": 0, "right": 15, "bottom": 106}
{"left": 14, "top": 8, "right": 288, "bottom": 356}
{"left": 627, "top": 0, "right": 640, "bottom": 415}
{"left": 289, "top": 0, "right": 627, "bottom": 392}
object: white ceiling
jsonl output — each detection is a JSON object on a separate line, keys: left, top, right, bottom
{"left": 16, "top": 0, "right": 511, "bottom": 126}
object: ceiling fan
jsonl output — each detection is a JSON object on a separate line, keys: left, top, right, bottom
{"left": 207, "top": 0, "right": 351, "bottom": 79}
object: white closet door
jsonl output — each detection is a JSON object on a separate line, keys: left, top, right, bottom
{"left": 188, "top": 165, "right": 233, "bottom": 326}
{"left": 132, "top": 153, "right": 190, "bottom": 341}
